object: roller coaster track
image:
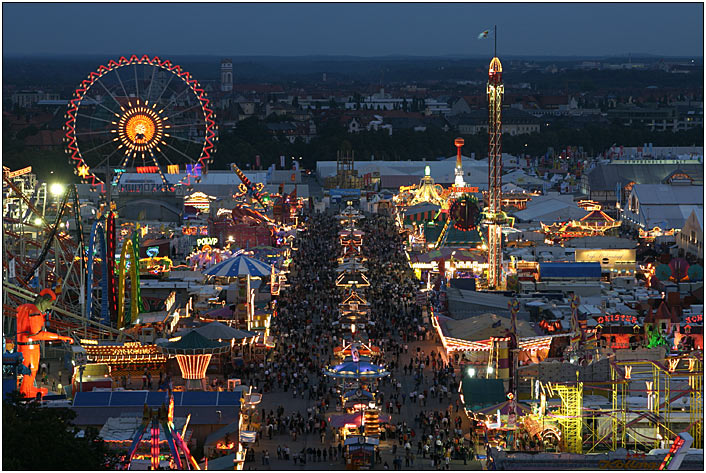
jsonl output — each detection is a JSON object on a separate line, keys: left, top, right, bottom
{"left": 3, "top": 282, "right": 135, "bottom": 342}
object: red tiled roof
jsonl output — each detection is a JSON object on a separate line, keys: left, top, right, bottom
{"left": 24, "top": 129, "right": 63, "bottom": 148}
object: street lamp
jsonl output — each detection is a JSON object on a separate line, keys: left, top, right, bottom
{"left": 50, "top": 183, "right": 65, "bottom": 197}
{"left": 467, "top": 367, "right": 476, "bottom": 377}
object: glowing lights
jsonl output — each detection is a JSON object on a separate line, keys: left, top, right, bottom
{"left": 117, "top": 106, "right": 165, "bottom": 155}
{"left": 136, "top": 166, "right": 160, "bottom": 173}
{"left": 65, "top": 55, "right": 217, "bottom": 191}
{"left": 49, "top": 183, "right": 65, "bottom": 196}
{"left": 166, "top": 164, "right": 179, "bottom": 174}
{"left": 466, "top": 367, "right": 476, "bottom": 377}
{"left": 668, "top": 358, "right": 679, "bottom": 373}
{"left": 175, "top": 353, "right": 212, "bottom": 379}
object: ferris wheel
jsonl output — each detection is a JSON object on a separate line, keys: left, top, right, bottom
{"left": 64, "top": 55, "right": 217, "bottom": 192}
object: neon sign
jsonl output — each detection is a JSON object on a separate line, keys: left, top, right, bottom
{"left": 4, "top": 166, "right": 32, "bottom": 179}
{"left": 137, "top": 166, "right": 159, "bottom": 173}
{"left": 146, "top": 246, "right": 159, "bottom": 258}
{"left": 186, "top": 163, "right": 202, "bottom": 177}
{"left": 685, "top": 314, "right": 703, "bottom": 324}
{"left": 596, "top": 314, "right": 637, "bottom": 325}
{"left": 197, "top": 237, "right": 218, "bottom": 247}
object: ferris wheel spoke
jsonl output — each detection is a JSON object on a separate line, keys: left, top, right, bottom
{"left": 92, "top": 146, "right": 124, "bottom": 173}
{"left": 95, "top": 77, "right": 126, "bottom": 111}
{"left": 165, "top": 134, "right": 204, "bottom": 145}
{"left": 134, "top": 64, "right": 140, "bottom": 101}
{"left": 166, "top": 122, "right": 205, "bottom": 129}
{"left": 145, "top": 66, "right": 157, "bottom": 103}
{"left": 154, "top": 72, "right": 175, "bottom": 105}
{"left": 84, "top": 96, "right": 122, "bottom": 118}
{"left": 75, "top": 129, "right": 113, "bottom": 137}
{"left": 112, "top": 67, "right": 131, "bottom": 106}
{"left": 157, "top": 148, "right": 176, "bottom": 166}
{"left": 80, "top": 138, "right": 118, "bottom": 156}
{"left": 77, "top": 113, "right": 114, "bottom": 125}
{"left": 164, "top": 103, "right": 202, "bottom": 121}
{"left": 161, "top": 140, "right": 198, "bottom": 163}
{"left": 164, "top": 87, "right": 192, "bottom": 110}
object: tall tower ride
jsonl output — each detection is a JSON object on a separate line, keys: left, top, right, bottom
{"left": 454, "top": 137, "right": 466, "bottom": 187}
{"left": 486, "top": 55, "right": 504, "bottom": 289}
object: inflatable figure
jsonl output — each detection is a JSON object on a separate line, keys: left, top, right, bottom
{"left": 16, "top": 289, "right": 73, "bottom": 398}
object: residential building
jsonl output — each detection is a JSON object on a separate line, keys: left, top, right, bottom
{"left": 11, "top": 90, "right": 60, "bottom": 108}
{"left": 448, "top": 109, "right": 540, "bottom": 136}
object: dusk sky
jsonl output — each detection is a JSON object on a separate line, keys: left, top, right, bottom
{"left": 3, "top": 2, "right": 703, "bottom": 58}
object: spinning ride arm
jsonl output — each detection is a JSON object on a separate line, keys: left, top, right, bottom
{"left": 230, "top": 162, "right": 267, "bottom": 209}
{"left": 435, "top": 217, "right": 452, "bottom": 249}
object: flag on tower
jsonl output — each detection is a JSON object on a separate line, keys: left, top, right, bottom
{"left": 478, "top": 29, "right": 490, "bottom": 40}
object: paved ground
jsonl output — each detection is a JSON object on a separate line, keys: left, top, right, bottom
{"left": 241, "top": 338, "right": 484, "bottom": 471}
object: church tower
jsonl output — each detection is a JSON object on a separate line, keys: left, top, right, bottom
{"left": 220, "top": 58, "right": 233, "bottom": 92}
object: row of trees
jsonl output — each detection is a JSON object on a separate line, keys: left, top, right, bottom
{"left": 3, "top": 393, "right": 119, "bottom": 469}
{"left": 216, "top": 116, "right": 703, "bottom": 171}
{"left": 3, "top": 114, "right": 702, "bottom": 183}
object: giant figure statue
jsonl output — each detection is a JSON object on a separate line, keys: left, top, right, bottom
{"left": 16, "top": 289, "right": 73, "bottom": 398}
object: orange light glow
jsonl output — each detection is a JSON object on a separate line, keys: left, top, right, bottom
{"left": 175, "top": 354, "right": 212, "bottom": 379}
{"left": 117, "top": 106, "right": 164, "bottom": 153}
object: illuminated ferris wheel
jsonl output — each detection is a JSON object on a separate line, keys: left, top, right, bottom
{"left": 64, "top": 55, "right": 217, "bottom": 191}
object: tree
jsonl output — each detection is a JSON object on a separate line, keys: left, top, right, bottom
{"left": 3, "top": 392, "right": 120, "bottom": 470}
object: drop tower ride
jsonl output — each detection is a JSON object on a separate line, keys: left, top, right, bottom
{"left": 485, "top": 27, "right": 505, "bottom": 289}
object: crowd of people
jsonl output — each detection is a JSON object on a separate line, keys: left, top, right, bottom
{"left": 228, "top": 210, "right": 477, "bottom": 470}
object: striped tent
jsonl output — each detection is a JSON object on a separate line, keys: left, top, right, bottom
{"left": 203, "top": 254, "right": 275, "bottom": 278}
{"left": 404, "top": 203, "right": 441, "bottom": 224}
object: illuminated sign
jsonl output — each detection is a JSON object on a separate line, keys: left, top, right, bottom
{"left": 186, "top": 163, "right": 202, "bottom": 176}
{"left": 182, "top": 226, "right": 209, "bottom": 236}
{"left": 685, "top": 314, "right": 703, "bottom": 324}
{"left": 4, "top": 166, "right": 32, "bottom": 179}
{"left": 137, "top": 166, "right": 159, "bottom": 173}
{"left": 197, "top": 237, "right": 218, "bottom": 247}
{"left": 596, "top": 314, "right": 637, "bottom": 325}
{"left": 114, "top": 168, "right": 127, "bottom": 174}
{"left": 167, "top": 164, "right": 180, "bottom": 174}
{"left": 146, "top": 246, "right": 160, "bottom": 258}
{"left": 612, "top": 159, "right": 701, "bottom": 165}
{"left": 576, "top": 249, "right": 636, "bottom": 266}
{"left": 448, "top": 186, "right": 479, "bottom": 193}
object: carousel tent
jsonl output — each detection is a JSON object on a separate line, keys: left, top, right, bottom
{"left": 195, "top": 321, "right": 257, "bottom": 341}
{"left": 158, "top": 330, "right": 230, "bottom": 355}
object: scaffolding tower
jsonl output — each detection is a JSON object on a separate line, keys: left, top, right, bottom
{"left": 550, "top": 380, "right": 584, "bottom": 454}
{"left": 609, "top": 356, "right": 703, "bottom": 452}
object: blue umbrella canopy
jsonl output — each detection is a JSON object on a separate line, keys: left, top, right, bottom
{"left": 203, "top": 254, "right": 275, "bottom": 278}
{"left": 323, "top": 361, "right": 389, "bottom": 379}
